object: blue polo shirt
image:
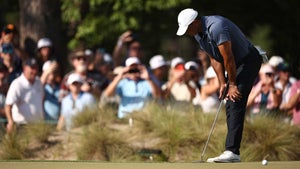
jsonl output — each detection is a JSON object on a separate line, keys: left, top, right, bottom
{"left": 61, "top": 92, "right": 96, "bottom": 130}
{"left": 116, "top": 78, "right": 153, "bottom": 118}
{"left": 194, "top": 15, "right": 253, "bottom": 67}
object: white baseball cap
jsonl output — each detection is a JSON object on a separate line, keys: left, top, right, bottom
{"left": 67, "top": 73, "right": 84, "bottom": 85}
{"left": 184, "top": 61, "right": 199, "bottom": 70}
{"left": 268, "top": 55, "right": 284, "bottom": 67}
{"left": 125, "top": 57, "right": 140, "bottom": 67}
{"left": 149, "top": 55, "right": 167, "bottom": 69}
{"left": 171, "top": 57, "right": 185, "bottom": 68}
{"left": 42, "top": 60, "right": 53, "bottom": 72}
{"left": 259, "top": 63, "right": 274, "bottom": 74}
{"left": 176, "top": 8, "right": 198, "bottom": 36}
{"left": 37, "top": 38, "right": 52, "bottom": 49}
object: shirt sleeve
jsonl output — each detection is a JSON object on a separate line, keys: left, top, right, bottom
{"left": 5, "top": 81, "right": 20, "bottom": 105}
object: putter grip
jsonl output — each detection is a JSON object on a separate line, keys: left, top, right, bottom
{"left": 220, "top": 81, "right": 230, "bottom": 100}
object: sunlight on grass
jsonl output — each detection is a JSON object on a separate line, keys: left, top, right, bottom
{"left": 1, "top": 102, "right": 299, "bottom": 161}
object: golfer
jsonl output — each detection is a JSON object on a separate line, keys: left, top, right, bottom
{"left": 176, "top": 8, "right": 262, "bottom": 162}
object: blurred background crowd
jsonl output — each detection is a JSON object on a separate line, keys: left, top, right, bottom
{"left": 0, "top": 0, "right": 300, "bottom": 132}
{"left": 0, "top": 23, "right": 299, "bottom": 132}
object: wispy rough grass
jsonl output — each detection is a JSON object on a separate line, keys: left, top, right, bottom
{"left": 76, "top": 124, "right": 138, "bottom": 161}
{"left": 24, "top": 122, "right": 55, "bottom": 143}
{"left": 0, "top": 122, "right": 55, "bottom": 160}
{"left": 1, "top": 102, "right": 299, "bottom": 161}
{"left": 131, "top": 102, "right": 228, "bottom": 161}
{"left": 242, "top": 116, "right": 300, "bottom": 161}
{"left": 0, "top": 129, "right": 26, "bottom": 160}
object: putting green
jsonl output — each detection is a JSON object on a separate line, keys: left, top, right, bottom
{"left": 0, "top": 161, "right": 299, "bottom": 169}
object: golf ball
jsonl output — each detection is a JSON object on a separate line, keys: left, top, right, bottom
{"left": 262, "top": 159, "right": 268, "bottom": 165}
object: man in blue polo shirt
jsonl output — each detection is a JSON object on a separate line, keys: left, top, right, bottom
{"left": 176, "top": 8, "right": 262, "bottom": 162}
{"left": 104, "top": 57, "right": 161, "bottom": 118}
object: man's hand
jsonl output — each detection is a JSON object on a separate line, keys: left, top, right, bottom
{"left": 227, "top": 84, "right": 242, "bottom": 102}
{"left": 219, "top": 83, "right": 242, "bottom": 102}
{"left": 6, "top": 120, "right": 14, "bottom": 134}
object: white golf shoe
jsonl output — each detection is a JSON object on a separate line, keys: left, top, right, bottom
{"left": 207, "top": 150, "right": 241, "bottom": 163}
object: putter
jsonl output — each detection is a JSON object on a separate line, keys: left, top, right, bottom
{"left": 200, "top": 81, "right": 229, "bottom": 162}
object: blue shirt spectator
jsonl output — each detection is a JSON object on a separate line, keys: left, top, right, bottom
{"left": 44, "top": 83, "right": 60, "bottom": 122}
{"left": 60, "top": 91, "right": 95, "bottom": 130}
{"left": 116, "top": 78, "right": 152, "bottom": 118}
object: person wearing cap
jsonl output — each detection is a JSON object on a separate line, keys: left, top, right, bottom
{"left": 275, "top": 62, "right": 296, "bottom": 115}
{"left": 1, "top": 24, "right": 17, "bottom": 44}
{"left": 163, "top": 58, "right": 199, "bottom": 103}
{"left": 5, "top": 58, "right": 44, "bottom": 133}
{"left": 36, "top": 38, "right": 60, "bottom": 74}
{"left": 176, "top": 8, "right": 262, "bottom": 162}
{"left": 1, "top": 24, "right": 29, "bottom": 61}
{"left": 149, "top": 54, "right": 169, "bottom": 88}
{"left": 40, "top": 60, "right": 62, "bottom": 123}
{"left": 163, "top": 57, "right": 191, "bottom": 102}
{"left": 104, "top": 57, "right": 161, "bottom": 118}
{"left": 247, "top": 64, "right": 282, "bottom": 117}
{"left": 0, "top": 42, "right": 23, "bottom": 84}
{"left": 60, "top": 49, "right": 109, "bottom": 99}
{"left": 57, "top": 73, "right": 96, "bottom": 131}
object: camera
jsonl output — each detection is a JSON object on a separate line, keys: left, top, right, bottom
{"left": 128, "top": 68, "right": 140, "bottom": 74}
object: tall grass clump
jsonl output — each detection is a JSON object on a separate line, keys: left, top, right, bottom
{"left": 72, "top": 106, "right": 99, "bottom": 128}
{"left": 132, "top": 101, "right": 228, "bottom": 161}
{"left": 242, "top": 116, "right": 300, "bottom": 161}
{"left": 73, "top": 105, "right": 117, "bottom": 129}
{"left": 76, "top": 124, "right": 138, "bottom": 161}
{"left": 24, "top": 122, "right": 55, "bottom": 143}
{"left": 0, "top": 131, "right": 26, "bottom": 160}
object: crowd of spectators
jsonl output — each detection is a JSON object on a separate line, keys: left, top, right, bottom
{"left": 0, "top": 24, "right": 299, "bottom": 133}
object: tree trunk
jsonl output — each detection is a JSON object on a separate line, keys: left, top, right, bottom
{"left": 19, "top": 0, "right": 68, "bottom": 73}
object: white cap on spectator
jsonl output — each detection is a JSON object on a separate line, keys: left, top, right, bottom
{"left": 176, "top": 8, "right": 198, "bottom": 36}
{"left": 42, "top": 60, "right": 53, "bottom": 72}
{"left": 125, "top": 57, "right": 140, "bottom": 67}
{"left": 184, "top": 61, "right": 199, "bottom": 70}
{"left": 171, "top": 57, "right": 184, "bottom": 68}
{"left": 149, "top": 55, "right": 167, "bottom": 69}
{"left": 205, "top": 66, "right": 217, "bottom": 79}
{"left": 67, "top": 73, "right": 84, "bottom": 85}
{"left": 259, "top": 63, "right": 274, "bottom": 74}
{"left": 268, "top": 55, "right": 284, "bottom": 67}
{"left": 37, "top": 38, "right": 52, "bottom": 49}
{"left": 103, "top": 53, "right": 112, "bottom": 63}
{"left": 85, "top": 49, "right": 93, "bottom": 56}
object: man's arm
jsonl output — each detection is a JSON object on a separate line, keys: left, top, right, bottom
{"left": 112, "top": 31, "right": 133, "bottom": 67}
{"left": 280, "top": 89, "right": 300, "bottom": 111}
{"left": 217, "top": 41, "right": 241, "bottom": 102}
{"left": 5, "top": 104, "right": 14, "bottom": 133}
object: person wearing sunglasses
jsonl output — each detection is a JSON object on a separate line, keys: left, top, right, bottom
{"left": 57, "top": 73, "right": 96, "bottom": 131}
{"left": 247, "top": 63, "right": 282, "bottom": 118}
